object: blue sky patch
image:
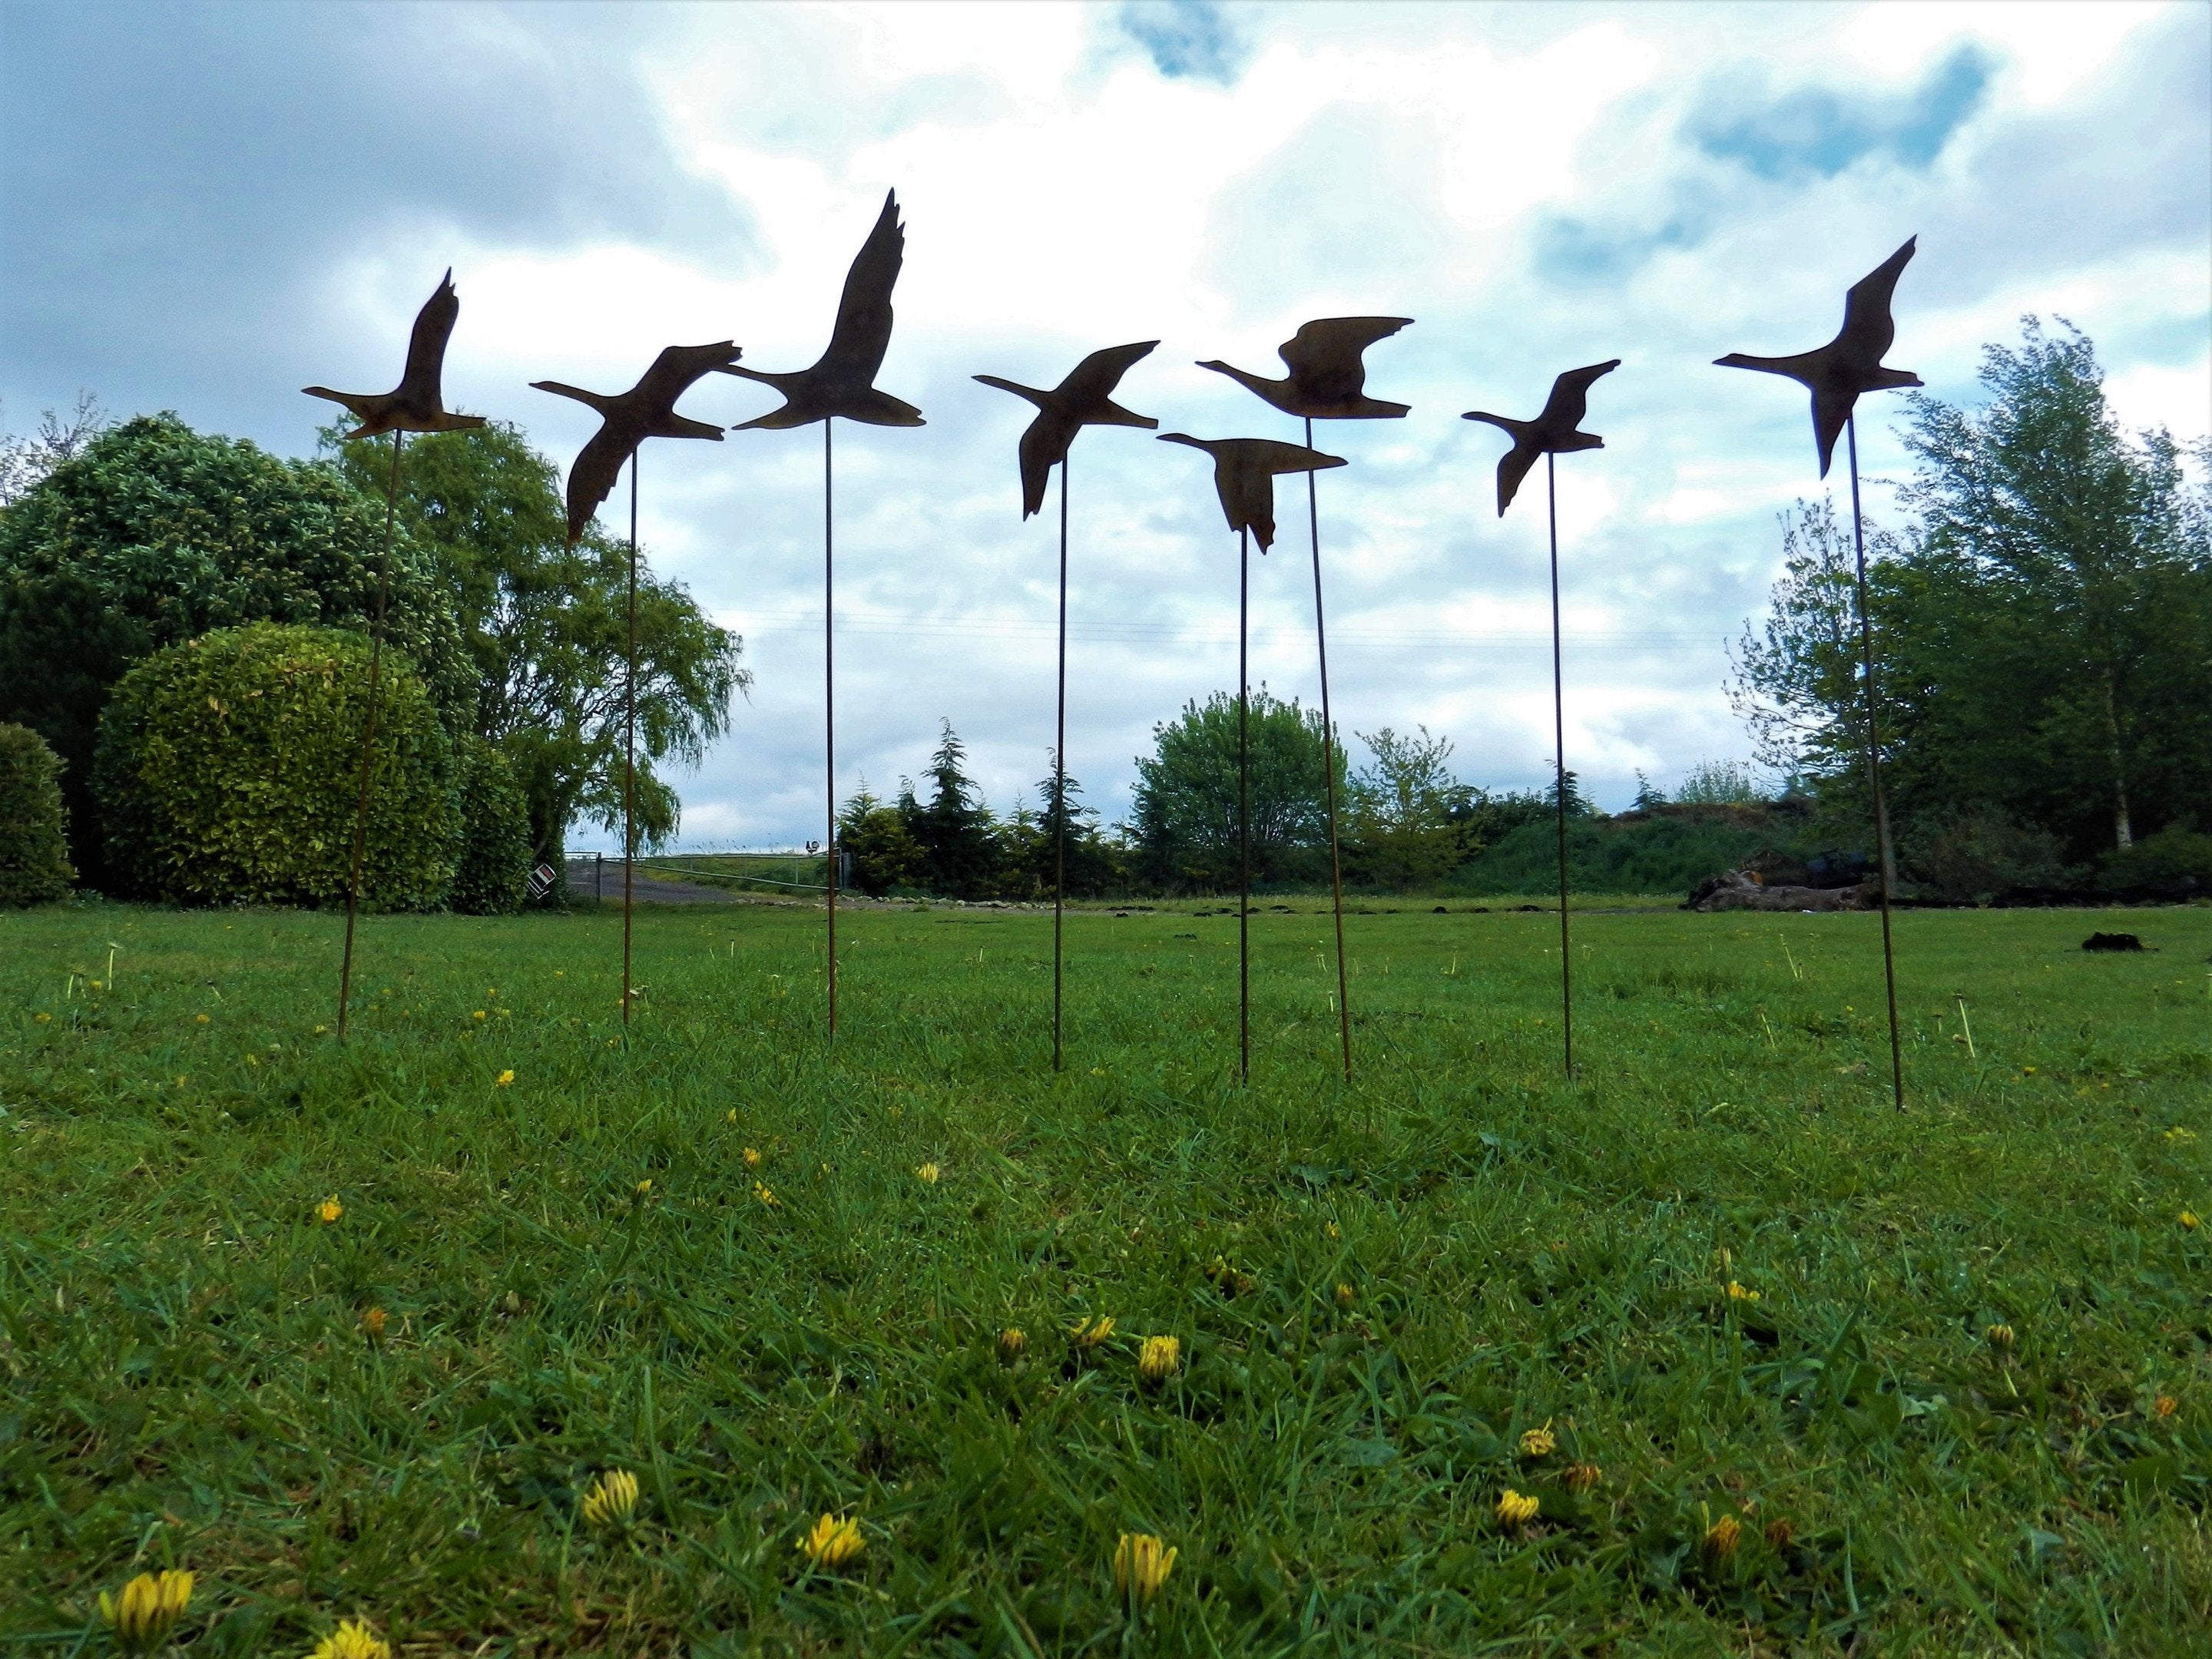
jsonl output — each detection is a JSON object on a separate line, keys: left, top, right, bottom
{"left": 1694, "top": 46, "right": 1994, "bottom": 180}
{"left": 1118, "top": 1, "right": 1248, "bottom": 85}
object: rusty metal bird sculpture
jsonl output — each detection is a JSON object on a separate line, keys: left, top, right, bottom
{"left": 724, "top": 190, "right": 922, "bottom": 430}
{"left": 531, "top": 342, "right": 740, "bottom": 546}
{"left": 1157, "top": 434, "right": 1346, "bottom": 551}
{"left": 1160, "top": 431, "right": 1346, "bottom": 1085}
{"left": 975, "top": 340, "right": 1159, "bottom": 1072}
{"left": 720, "top": 190, "right": 922, "bottom": 1041}
{"left": 304, "top": 268, "right": 488, "bottom": 1041}
{"left": 975, "top": 340, "right": 1158, "bottom": 518}
{"left": 1716, "top": 236, "right": 1922, "bottom": 477}
{"left": 303, "top": 270, "right": 487, "bottom": 440}
{"left": 1203, "top": 316, "right": 1409, "bottom": 1082}
{"left": 1198, "top": 316, "right": 1412, "bottom": 419}
{"left": 1719, "top": 236, "right": 1922, "bottom": 1110}
{"left": 530, "top": 339, "right": 739, "bottom": 1031}
{"left": 1461, "top": 359, "right": 1621, "bottom": 516}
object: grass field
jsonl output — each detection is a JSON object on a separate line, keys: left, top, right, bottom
{"left": 4, "top": 896, "right": 2211, "bottom": 1656}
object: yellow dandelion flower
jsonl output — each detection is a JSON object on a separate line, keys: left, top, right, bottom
{"left": 1071, "top": 1315, "right": 1114, "bottom": 1349}
{"left": 308, "top": 1618, "right": 392, "bottom": 1659}
{"left": 1325, "top": 1221, "right": 1341, "bottom": 1240}
{"left": 2183, "top": 1210, "right": 2201, "bottom": 1230}
{"left": 1725, "top": 1280, "right": 1760, "bottom": 1303}
{"left": 800, "top": 1512, "right": 864, "bottom": 1568}
{"left": 916, "top": 1162, "right": 940, "bottom": 1184}
{"left": 2166, "top": 1127, "right": 2198, "bottom": 1143}
{"left": 1137, "top": 1335, "right": 1181, "bottom": 1383}
{"left": 361, "top": 1306, "right": 387, "bottom": 1343}
{"left": 472, "top": 1010, "right": 486, "bottom": 1021}
{"left": 1113, "top": 1532, "right": 1177, "bottom": 1606}
{"left": 998, "top": 1327, "right": 1027, "bottom": 1365}
{"left": 1495, "top": 1488, "right": 1539, "bottom": 1528}
{"left": 1985, "top": 1323, "right": 2016, "bottom": 1351}
{"left": 579, "top": 1469, "right": 639, "bottom": 1532}
{"left": 1333, "top": 1283, "right": 1354, "bottom": 1310}
{"left": 725, "top": 1109, "right": 737, "bottom": 1124}
{"left": 753, "top": 1181, "right": 780, "bottom": 1208}
{"left": 196, "top": 1013, "right": 209, "bottom": 1024}
{"left": 313, "top": 1025, "right": 328, "bottom": 1035}
{"left": 2156, "top": 1395, "right": 2180, "bottom": 1419}
{"left": 635, "top": 1178, "right": 652, "bottom": 1197}
{"left": 1704, "top": 1513, "right": 1743, "bottom": 1561}
{"left": 1563, "top": 1461, "right": 1603, "bottom": 1492}
{"left": 318, "top": 1197, "right": 343, "bottom": 1225}
{"left": 98, "top": 1569, "right": 193, "bottom": 1652}
{"left": 34, "top": 1012, "right": 50, "bottom": 1024}
{"left": 495, "top": 1069, "right": 514, "bottom": 1087}
{"left": 743, "top": 1147, "right": 763, "bottom": 1169}
{"left": 1518, "top": 1422, "right": 1555, "bottom": 1459}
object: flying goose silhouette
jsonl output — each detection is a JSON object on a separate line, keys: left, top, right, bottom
{"left": 1198, "top": 316, "right": 1412, "bottom": 420}
{"left": 1461, "top": 359, "right": 1622, "bottom": 516}
{"left": 531, "top": 342, "right": 741, "bottom": 545}
{"left": 722, "top": 190, "right": 923, "bottom": 430}
{"left": 303, "top": 270, "right": 487, "bottom": 439}
{"left": 1716, "top": 237, "right": 1922, "bottom": 477}
{"left": 1158, "top": 435, "right": 1347, "bottom": 551}
{"left": 975, "top": 341, "right": 1160, "bottom": 518}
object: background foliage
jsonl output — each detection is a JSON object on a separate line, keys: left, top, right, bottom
{"left": 446, "top": 734, "right": 532, "bottom": 917}
{"left": 91, "top": 622, "right": 457, "bottom": 909}
{"left": 0, "top": 721, "right": 74, "bottom": 906}
{"left": 0, "top": 415, "right": 468, "bottom": 889}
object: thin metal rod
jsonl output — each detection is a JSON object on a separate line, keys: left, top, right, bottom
{"left": 337, "top": 428, "right": 402, "bottom": 1040}
{"left": 1847, "top": 415, "right": 1905, "bottom": 1109}
{"left": 824, "top": 418, "right": 838, "bottom": 1040}
{"left": 622, "top": 449, "right": 637, "bottom": 1028}
{"left": 1305, "top": 416, "right": 1353, "bottom": 1083}
{"left": 1238, "top": 524, "right": 1250, "bottom": 1087}
{"left": 1548, "top": 453, "right": 1573, "bottom": 1080}
{"left": 1053, "top": 454, "right": 1068, "bottom": 1072}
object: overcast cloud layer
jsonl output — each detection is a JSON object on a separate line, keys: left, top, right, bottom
{"left": 4, "top": 1, "right": 2207, "bottom": 849}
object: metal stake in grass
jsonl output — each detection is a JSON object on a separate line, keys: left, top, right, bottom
{"left": 531, "top": 342, "right": 743, "bottom": 1028}
{"left": 1157, "top": 434, "right": 1346, "bottom": 1084}
{"left": 975, "top": 343, "right": 1160, "bottom": 1071}
{"left": 1462, "top": 359, "right": 1622, "bottom": 1081}
{"left": 720, "top": 190, "right": 925, "bottom": 1041}
{"left": 303, "top": 270, "right": 487, "bottom": 1040}
{"left": 1200, "top": 319, "right": 1413, "bottom": 1082}
{"left": 1717, "top": 237, "right": 1922, "bottom": 1109}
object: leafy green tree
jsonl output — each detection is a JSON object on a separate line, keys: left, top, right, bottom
{"left": 1345, "top": 725, "right": 1474, "bottom": 888}
{"left": 1130, "top": 687, "right": 1343, "bottom": 889}
{"left": 1730, "top": 320, "right": 2212, "bottom": 868}
{"left": 92, "top": 623, "right": 457, "bottom": 909}
{"left": 999, "top": 760, "right": 1122, "bottom": 899}
{"left": 324, "top": 421, "right": 747, "bottom": 864}
{"left": 0, "top": 413, "right": 467, "bottom": 888}
{"left": 447, "top": 734, "right": 532, "bottom": 916}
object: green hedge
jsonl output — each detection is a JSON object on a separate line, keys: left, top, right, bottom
{"left": 0, "top": 722, "right": 75, "bottom": 905}
{"left": 93, "top": 622, "right": 457, "bottom": 908}
{"left": 448, "top": 734, "right": 531, "bottom": 916}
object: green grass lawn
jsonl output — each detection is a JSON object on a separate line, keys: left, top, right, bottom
{"left": 4, "top": 897, "right": 2210, "bottom": 1656}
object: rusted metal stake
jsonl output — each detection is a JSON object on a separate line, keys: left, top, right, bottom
{"left": 824, "top": 417, "right": 838, "bottom": 1041}
{"left": 1239, "top": 524, "right": 1251, "bottom": 1088}
{"left": 1848, "top": 415, "right": 1905, "bottom": 1109}
{"left": 336, "top": 428, "right": 402, "bottom": 1040}
{"left": 1547, "top": 452, "right": 1574, "bottom": 1081}
{"left": 622, "top": 449, "right": 637, "bottom": 1031}
{"left": 1304, "top": 416, "right": 1353, "bottom": 1082}
{"left": 1053, "top": 455, "right": 1068, "bottom": 1071}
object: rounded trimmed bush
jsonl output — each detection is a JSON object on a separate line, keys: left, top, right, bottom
{"left": 448, "top": 734, "right": 531, "bottom": 916}
{"left": 0, "top": 722, "right": 75, "bottom": 905}
{"left": 93, "top": 622, "right": 458, "bottom": 908}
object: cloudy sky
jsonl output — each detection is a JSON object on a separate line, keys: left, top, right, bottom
{"left": 5, "top": 2, "right": 2207, "bottom": 849}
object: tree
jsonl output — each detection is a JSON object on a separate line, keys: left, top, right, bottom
{"left": 324, "top": 421, "right": 747, "bottom": 863}
{"left": 1000, "top": 758, "right": 1121, "bottom": 899}
{"left": 0, "top": 413, "right": 468, "bottom": 889}
{"left": 0, "top": 393, "right": 108, "bottom": 507}
{"left": 906, "top": 720, "right": 999, "bottom": 899}
{"left": 1129, "top": 687, "right": 1343, "bottom": 889}
{"left": 1730, "top": 320, "right": 2212, "bottom": 867}
{"left": 837, "top": 780, "right": 928, "bottom": 896}
{"left": 1345, "top": 724, "right": 1474, "bottom": 887}
{"left": 0, "top": 723, "right": 74, "bottom": 905}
